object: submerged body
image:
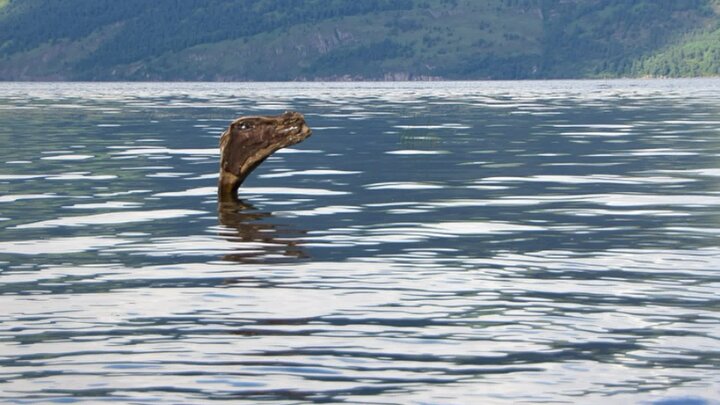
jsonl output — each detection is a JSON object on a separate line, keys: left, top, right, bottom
{"left": 218, "top": 111, "right": 312, "bottom": 201}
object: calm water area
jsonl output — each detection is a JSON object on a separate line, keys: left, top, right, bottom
{"left": 0, "top": 80, "right": 719, "bottom": 404}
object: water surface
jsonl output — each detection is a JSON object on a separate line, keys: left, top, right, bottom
{"left": 1, "top": 80, "right": 719, "bottom": 404}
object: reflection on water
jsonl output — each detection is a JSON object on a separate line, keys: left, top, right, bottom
{"left": 217, "top": 200, "right": 308, "bottom": 263}
{"left": 1, "top": 80, "right": 720, "bottom": 404}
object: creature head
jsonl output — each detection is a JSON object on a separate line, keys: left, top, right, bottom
{"left": 218, "top": 111, "right": 312, "bottom": 200}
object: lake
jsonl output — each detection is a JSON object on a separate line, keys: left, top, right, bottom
{"left": 0, "top": 80, "right": 719, "bottom": 404}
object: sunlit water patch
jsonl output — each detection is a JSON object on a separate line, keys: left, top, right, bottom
{"left": 1, "top": 80, "right": 720, "bottom": 404}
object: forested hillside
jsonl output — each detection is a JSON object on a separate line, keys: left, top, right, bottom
{"left": 0, "top": 0, "right": 718, "bottom": 80}
{"left": 631, "top": 25, "right": 720, "bottom": 77}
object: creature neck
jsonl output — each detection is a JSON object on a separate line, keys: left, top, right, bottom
{"left": 218, "top": 170, "right": 242, "bottom": 202}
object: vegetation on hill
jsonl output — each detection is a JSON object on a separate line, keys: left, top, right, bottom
{"left": 0, "top": 0, "right": 718, "bottom": 80}
{"left": 540, "top": 0, "right": 717, "bottom": 77}
{"left": 631, "top": 26, "right": 720, "bottom": 77}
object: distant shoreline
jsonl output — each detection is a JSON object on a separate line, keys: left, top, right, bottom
{"left": 2, "top": 76, "right": 720, "bottom": 84}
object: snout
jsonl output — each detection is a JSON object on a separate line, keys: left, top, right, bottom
{"left": 299, "top": 122, "right": 312, "bottom": 139}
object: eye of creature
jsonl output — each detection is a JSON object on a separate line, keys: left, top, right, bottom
{"left": 239, "top": 123, "right": 252, "bottom": 130}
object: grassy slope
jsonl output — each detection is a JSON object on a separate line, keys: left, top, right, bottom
{"left": 631, "top": 1, "right": 720, "bottom": 77}
{"left": 632, "top": 28, "right": 720, "bottom": 77}
{"left": 540, "top": 0, "right": 717, "bottom": 78}
{"left": 0, "top": 0, "right": 718, "bottom": 80}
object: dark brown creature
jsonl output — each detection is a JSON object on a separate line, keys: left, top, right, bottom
{"left": 218, "top": 111, "right": 312, "bottom": 201}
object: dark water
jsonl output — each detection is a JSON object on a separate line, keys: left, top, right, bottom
{"left": 1, "top": 81, "right": 719, "bottom": 404}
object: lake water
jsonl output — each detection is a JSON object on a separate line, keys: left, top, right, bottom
{"left": 0, "top": 80, "right": 719, "bottom": 404}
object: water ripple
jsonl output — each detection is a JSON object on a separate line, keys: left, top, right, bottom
{"left": 1, "top": 80, "right": 720, "bottom": 404}
{"left": 15, "top": 209, "right": 205, "bottom": 229}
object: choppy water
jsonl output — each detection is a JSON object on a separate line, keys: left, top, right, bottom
{"left": 1, "top": 80, "right": 719, "bottom": 404}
